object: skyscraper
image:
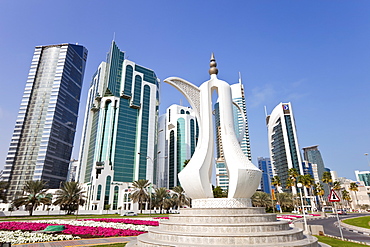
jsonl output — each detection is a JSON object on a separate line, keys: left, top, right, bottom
{"left": 302, "top": 145, "right": 326, "bottom": 183}
{"left": 3, "top": 43, "right": 87, "bottom": 200}
{"left": 266, "top": 102, "right": 303, "bottom": 193}
{"left": 157, "top": 104, "right": 198, "bottom": 188}
{"left": 258, "top": 157, "right": 273, "bottom": 194}
{"left": 77, "top": 41, "right": 159, "bottom": 211}
{"left": 214, "top": 81, "right": 252, "bottom": 190}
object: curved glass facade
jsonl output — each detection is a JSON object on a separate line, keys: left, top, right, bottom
{"left": 77, "top": 41, "right": 159, "bottom": 211}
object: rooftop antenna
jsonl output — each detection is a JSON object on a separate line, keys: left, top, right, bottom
{"left": 238, "top": 72, "right": 242, "bottom": 84}
{"left": 264, "top": 106, "right": 268, "bottom": 118}
{"left": 113, "top": 32, "right": 116, "bottom": 41}
{"left": 180, "top": 99, "right": 183, "bottom": 106}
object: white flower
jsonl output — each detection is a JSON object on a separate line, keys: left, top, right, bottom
{"left": 0, "top": 230, "right": 80, "bottom": 244}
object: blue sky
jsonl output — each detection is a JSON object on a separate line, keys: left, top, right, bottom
{"left": 1, "top": 1, "right": 370, "bottom": 180}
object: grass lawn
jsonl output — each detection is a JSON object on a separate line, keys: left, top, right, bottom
{"left": 315, "top": 235, "right": 369, "bottom": 247}
{"left": 342, "top": 216, "right": 370, "bottom": 229}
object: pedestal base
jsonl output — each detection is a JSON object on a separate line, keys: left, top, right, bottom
{"left": 192, "top": 198, "right": 252, "bottom": 208}
{"left": 128, "top": 199, "right": 318, "bottom": 247}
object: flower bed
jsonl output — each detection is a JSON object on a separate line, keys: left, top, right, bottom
{"left": 37, "top": 219, "right": 151, "bottom": 231}
{"left": 0, "top": 230, "right": 80, "bottom": 245}
{"left": 84, "top": 218, "right": 160, "bottom": 226}
{"left": 0, "top": 218, "right": 160, "bottom": 244}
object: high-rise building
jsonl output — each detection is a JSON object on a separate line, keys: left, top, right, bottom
{"left": 3, "top": 43, "right": 87, "bottom": 201}
{"left": 266, "top": 102, "right": 303, "bottom": 193}
{"left": 77, "top": 41, "right": 159, "bottom": 211}
{"left": 230, "top": 82, "right": 252, "bottom": 160}
{"left": 355, "top": 170, "right": 370, "bottom": 186}
{"left": 302, "top": 145, "right": 326, "bottom": 183}
{"left": 258, "top": 157, "right": 273, "bottom": 194}
{"left": 66, "top": 159, "right": 79, "bottom": 182}
{"left": 302, "top": 161, "right": 319, "bottom": 183}
{"left": 214, "top": 81, "right": 252, "bottom": 190}
{"left": 156, "top": 105, "right": 198, "bottom": 188}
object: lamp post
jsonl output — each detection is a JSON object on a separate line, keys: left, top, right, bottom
{"left": 138, "top": 151, "right": 162, "bottom": 216}
{"left": 365, "top": 153, "right": 370, "bottom": 167}
{"left": 297, "top": 182, "right": 308, "bottom": 233}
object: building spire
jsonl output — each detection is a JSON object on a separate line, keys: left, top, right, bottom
{"left": 238, "top": 72, "right": 242, "bottom": 84}
{"left": 209, "top": 53, "right": 218, "bottom": 75}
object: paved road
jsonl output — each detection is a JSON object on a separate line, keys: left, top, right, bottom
{"left": 307, "top": 213, "right": 370, "bottom": 243}
{"left": 13, "top": 236, "right": 137, "bottom": 246}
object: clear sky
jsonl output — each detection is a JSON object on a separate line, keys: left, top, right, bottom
{"left": 1, "top": 1, "right": 370, "bottom": 181}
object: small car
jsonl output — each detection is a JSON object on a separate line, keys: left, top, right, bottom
{"left": 123, "top": 211, "right": 137, "bottom": 216}
{"left": 337, "top": 209, "right": 347, "bottom": 215}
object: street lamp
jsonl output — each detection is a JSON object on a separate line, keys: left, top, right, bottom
{"left": 138, "top": 151, "right": 162, "bottom": 216}
{"left": 297, "top": 182, "right": 308, "bottom": 233}
{"left": 365, "top": 153, "right": 370, "bottom": 167}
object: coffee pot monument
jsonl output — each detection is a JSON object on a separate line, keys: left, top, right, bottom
{"left": 128, "top": 55, "right": 318, "bottom": 246}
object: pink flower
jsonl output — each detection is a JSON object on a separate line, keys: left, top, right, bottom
{"left": 0, "top": 221, "right": 146, "bottom": 237}
{"left": 83, "top": 218, "right": 159, "bottom": 226}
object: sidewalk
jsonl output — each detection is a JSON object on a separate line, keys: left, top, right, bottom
{"left": 14, "top": 236, "right": 137, "bottom": 247}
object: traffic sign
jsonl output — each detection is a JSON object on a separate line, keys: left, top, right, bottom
{"left": 328, "top": 189, "right": 340, "bottom": 202}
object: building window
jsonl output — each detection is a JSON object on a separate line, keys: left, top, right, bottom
{"left": 113, "top": 186, "right": 119, "bottom": 210}
{"left": 104, "top": 176, "right": 111, "bottom": 207}
{"left": 97, "top": 185, "right": 102, "bottom": 200}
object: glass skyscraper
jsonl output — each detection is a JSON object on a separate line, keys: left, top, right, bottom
{"left": 77, "top": 41, "right": 159, "bottom": 211}
{"left": 258, "top": 157, "right": 273, "bottom": 194}
{"left": 266, "top": 102, "right": 303, "bottom": 194}
{"left": 3, "top": 43, "right": 87, "bottom": 201}
{"left": 157, "top": 104, "right": 198, "bottom": 189}
{"left": 302, "top": 145, "right": 326, "bottom": 182}
{"left": 214, "top": 81, "right": 251, "bottom": 191}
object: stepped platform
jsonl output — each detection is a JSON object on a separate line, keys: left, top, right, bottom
{"left": 128, "top": 199, "right": 318, "bottom": 247}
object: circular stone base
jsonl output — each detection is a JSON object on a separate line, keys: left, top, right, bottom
{"left": 192, "top": 198, "right": 252, "bottom": 208}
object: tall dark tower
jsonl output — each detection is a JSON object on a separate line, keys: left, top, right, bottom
{"left": 4, "top": 43, "right": 88, "bottom": 201}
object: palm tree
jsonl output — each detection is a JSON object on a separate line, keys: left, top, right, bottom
{"left": 153, "top": 187, "right": 170, "bottom": 213}
{"left": 341, "top": 189, "right": 351, "bottom": 210}
{"left": 12, "top": 180, "right": 51, "bottom": 216}
{"left": 53, "top": 181, "right": 86, "bottom": 215}
{"left": 321, "top": 171, "right": 332, "bottom": 188}
{"left": 285, "top": 178, "right": 295, "bottom": 190}
{"left": 299, "top": 174, "right": 314, "bottom": 194}
{"left": 271, "top": 176, "right": 281, "bottom": 192}
{"left": 321, "top": 171, "right": 332, "bottom": 206}
{"left": 275, "top": 192, "right": 294, "bottom": 212}
{"left": 298, "top": 174, "right": 315, "bottom": 210}
{"left": 130, "top": 179, "right": 150, "bottom": 213}
{"left": 332, "top": 181, "right": 342, "bottom": 199}
{"left": 288, "top": 168, "right": 299, "bottom": 194}
{"left": 286, "top": 177, "right": 296, "bottom": 210}
{"left": 251, "top": 191, "right": 272, "bottom": 209}
{"left": 172, "top": 186, "right": 190, "bottom": 209}
{"left": 313, "top": 183, "right": 325, "bottom": 210}
{"left": 349, "top": 182, "right": 359, "bottom": 210}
